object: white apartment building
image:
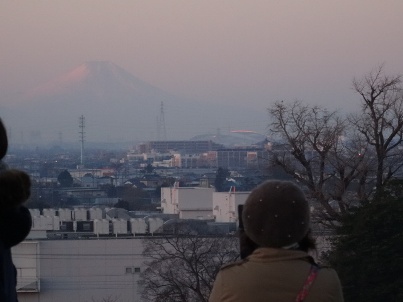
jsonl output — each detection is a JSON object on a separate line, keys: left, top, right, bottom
{"left": 14, "top": 238, "right": 145, "bottom": 302}
{"left": 213, "top": 191, "right": 250, "bottom": 223}
{"left": 160, "top": 186, "right": 215, "bottom": 219}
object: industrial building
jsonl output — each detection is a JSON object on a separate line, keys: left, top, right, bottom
{"left": 13, "top": 238, "right": 145, "bottom": 302}
{"left": 216, "top": 148, "right": 269, "bottom": 169}
{"left": 213, "top": 191, "right": 250, "bottom": 223}
{"left": 14, "top": 186, "right": 253, "bottom": 301}
{"left": 138, "top": 140, "right": 223, "bottom": 154}
{"left": 160, "top": 186, "right": 215, "bottom": 219}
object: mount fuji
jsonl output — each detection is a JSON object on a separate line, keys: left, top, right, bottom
{"left": 1, "top": 61, "right": 267, "bottom": 147}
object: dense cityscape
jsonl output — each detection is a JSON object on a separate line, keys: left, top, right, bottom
{"left": 10, "top": 133, "right": 274, "bottom": 301}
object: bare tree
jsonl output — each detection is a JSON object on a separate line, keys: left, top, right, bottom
{"left": 139, "top": 229, "right": 239, "bottom": 302}
{"left": 350, "top": 65, "right": 403, "bottom": 194}
{"left": 268, "top": 100, "right": 367, "bottom": 223}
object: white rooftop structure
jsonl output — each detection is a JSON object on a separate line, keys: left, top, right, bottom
{"left": 213, "top": 190, "right": 250, "bottom": 223}
{"left": 161, "top": 185, "right": 215, "bottom": 220}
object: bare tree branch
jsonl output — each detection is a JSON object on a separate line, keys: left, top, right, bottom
{"left": 350, "top": 65, "right": 403, "bottom": 192}
{"left": 140, "top": 224, "right": 239, "bottom": 302}
{"left": 268, "top": 100, "right": 367, "bottom": 225}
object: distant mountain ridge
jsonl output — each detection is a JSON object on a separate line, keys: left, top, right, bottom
{"left": 2, "top": 61, "right": 267, "bottom": 146}
{"left": 23, "top": 61, "right": 171, "bottom": 106}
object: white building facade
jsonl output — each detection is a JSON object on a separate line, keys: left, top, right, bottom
{"left": 213, "top": 191, "right": 250, "bottom": 223}
{"left": 14, "top": 238, "right": 145, "bottom": 302}
{"left": 160, "top": 186, "right": 215, "bottom": 219}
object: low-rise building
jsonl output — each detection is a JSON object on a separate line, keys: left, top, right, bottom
{"left": 161, "top": 185, "right": 215, "bottom": 219}
{"left": 138, "top": 140, "right": 223, "bottom": 154}
{"left": 213, "top": 191, "right": 250, "bottom": 223}
{"left": 217, "top": 148, "right": 269, "bottom": 169}
{"left": 14, "top": 239, "right": 145, "bottom": 302}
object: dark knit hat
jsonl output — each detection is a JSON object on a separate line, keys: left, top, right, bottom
{"left": 242, "top": 180, "right": 310, "bottom": 248}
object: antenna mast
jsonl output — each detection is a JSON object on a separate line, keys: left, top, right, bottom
{"left": 79, "top": 115, "right": 85, "bottom": 166}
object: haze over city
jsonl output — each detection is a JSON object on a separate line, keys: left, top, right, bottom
{"left": 1, "top": 1, "right": 403, "bottom": 145}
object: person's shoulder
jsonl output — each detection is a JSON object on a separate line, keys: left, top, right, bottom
{"left": 317, "top": 264, "right": 338, "bottom": 274}
{"left": 219, "top": 259, "right": 248, "bottom": 271}
{"left": 316, "top": 265, "right": 342, "bottom": 283}
{"left": 314, "top": 265, "right": 344, "bottom": 301}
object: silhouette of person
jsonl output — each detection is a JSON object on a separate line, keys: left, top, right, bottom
{"left": 0, "top": 119, "right": 32, "bottom": 302}
{"left": 210, "top": 180, "right": 343, "bottom": 302}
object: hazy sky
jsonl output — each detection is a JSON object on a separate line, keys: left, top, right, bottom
{"left": 2, "top": 1, "right": 403, "bottom": 121}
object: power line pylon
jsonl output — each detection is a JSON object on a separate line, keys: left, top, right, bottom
{"left": 158, "top": 102, "right": 167, "bottom": 141}
{"left": 79, "top": 115, "right": 85, "bottom": 166}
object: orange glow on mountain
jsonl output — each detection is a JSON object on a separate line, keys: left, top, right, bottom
{"left": 26, "top": 64, "right": 90, "bottom": 98}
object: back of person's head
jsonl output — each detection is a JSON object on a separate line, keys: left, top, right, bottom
{"left": 0, "top": 118, "right": 31, "bottom": 211}
{"left": 242, "top": 180, "right": 312, "bottom": 250}
{"left": 0, "top": 170, "right": 31, "bottom": 209}
{"left": 0, "top": 119, "right": 8, "bottom": 162}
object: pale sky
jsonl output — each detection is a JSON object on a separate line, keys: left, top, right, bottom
{"left": 1, "top": 1, "right": 403, "bottom": 142}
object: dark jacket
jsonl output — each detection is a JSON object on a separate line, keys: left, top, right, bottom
{"left": 209, "top": 247, "right": 343, "bottom": 302}
{"left": 0, "top": 206, "right": 32, "bottom": 302}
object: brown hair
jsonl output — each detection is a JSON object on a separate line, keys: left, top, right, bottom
{"left": 297, "top": 229, "right": 316, "bottom": 253}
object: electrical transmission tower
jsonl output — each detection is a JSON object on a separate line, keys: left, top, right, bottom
{"left": 157, "top": 101, "right": 167, "bottom": 141}
{"left": 79, "top": 115, "right": 85, "bottom": 166}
